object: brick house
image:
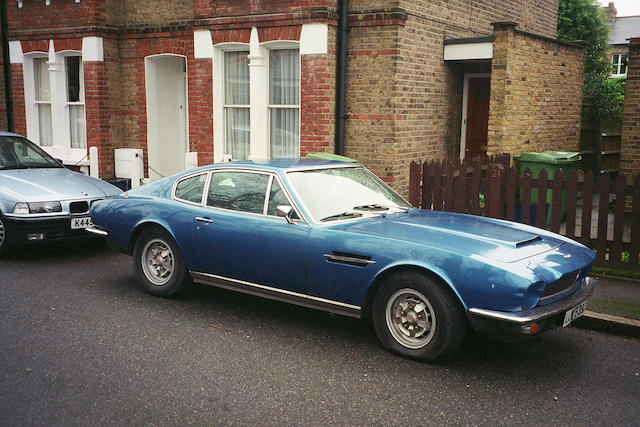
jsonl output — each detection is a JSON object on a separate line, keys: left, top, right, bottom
{"left": 2, "top": 0, "right": 585, "bottom": 194}
{"left": 603, "top": 2, "right": 640, "bottom": 77}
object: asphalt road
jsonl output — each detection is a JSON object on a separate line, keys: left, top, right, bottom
{"left": 1, "top": 240, "right": 638, "bottom": 425}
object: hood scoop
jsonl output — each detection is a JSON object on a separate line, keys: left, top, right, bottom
{"left": 515, "top": 236, "right": 542, "bottom": 248}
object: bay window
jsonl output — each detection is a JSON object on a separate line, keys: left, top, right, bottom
{"left": 214, "top": 41, "right": 300, "bottom": 162}
{"left": 24, "top": 52, "right": 87, "bottom": 162}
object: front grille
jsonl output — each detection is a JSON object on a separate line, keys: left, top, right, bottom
{"left": 541, "top": 271, "right": 580, "bottom": 300}
{"left": 70, "top": 201, "right": 89, "bottom": 214}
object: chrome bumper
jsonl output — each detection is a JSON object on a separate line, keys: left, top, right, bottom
{"left": 468, "top": 277, "right": 595, "bottom": 324}
{"left": 85, "top": 226, "right": 108, "bottom": 236}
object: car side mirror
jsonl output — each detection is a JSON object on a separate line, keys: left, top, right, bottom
{"left": 276, "top": 205, "right": 295, "bottom": 224}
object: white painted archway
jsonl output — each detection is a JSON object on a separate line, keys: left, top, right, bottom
{"left": 145, "top": 54, "right": 188, "bottom": 180}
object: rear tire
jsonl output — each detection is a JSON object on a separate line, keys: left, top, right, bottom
{"left": 133, "top": 227, "right": 191, "bottom": 297}
{"left": 372, "top": 272, "right": 467, "bottom": 362}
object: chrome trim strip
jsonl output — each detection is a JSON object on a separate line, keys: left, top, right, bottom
{"left": 190, "top": 271, "right": 361, "bottom": 318}
{"left": 323, "top": 253, "right": 376, "bottom": 266}
{"left": 85, "top": 226, "right": 108, "bottom": 236}
{"left": 468, "top": 277, "right": 594, "bottom": 324}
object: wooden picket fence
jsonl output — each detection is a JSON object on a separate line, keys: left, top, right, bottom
{"left": 408, "top": 155, "right": 640, "bottom": 271}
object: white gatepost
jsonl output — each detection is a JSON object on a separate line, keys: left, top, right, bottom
{"left": 89, "top": 146, "right": 99, "bottom": 178}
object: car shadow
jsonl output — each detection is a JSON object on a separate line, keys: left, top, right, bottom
{"left": 172, "top": 281, "right": 590, "bottom": 376}
{"left": 3, "top": 238, "right": 117, "bottom": 262}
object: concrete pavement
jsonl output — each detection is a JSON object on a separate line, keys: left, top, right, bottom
{"left": 573, "top": 276, "right": 640, "bottom": 339}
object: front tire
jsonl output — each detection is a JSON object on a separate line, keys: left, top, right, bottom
{"left": 133, "top": 227, "right": 191, "bottom": 296}
{"left": 372, "top": 272, "right": 467, "bottom": 362}
{"left": 0, "top": 214, "right": 10, "bottom": 257}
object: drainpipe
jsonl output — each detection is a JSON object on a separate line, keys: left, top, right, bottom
{"left": 334, "top": 0, "right": 349, "bottom": 155}
{"left": 0, "top": 0, "right": 13, "bottom": 132}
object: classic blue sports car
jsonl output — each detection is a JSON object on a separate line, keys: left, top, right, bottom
{"left": 0, "top": 132, "right": 122, "bottom": 255}
{"left": 89, "top": 159, "right": 595, "bottom": 361}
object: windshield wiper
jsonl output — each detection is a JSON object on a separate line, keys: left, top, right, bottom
{"left": 320, "top": 211, "right": 363, "bottom": 222}
{"left": 352, "top": 204, "right": 409, "bottom": 212}
{"left": 352, "top": 204, "right": 391, "bottom": 211}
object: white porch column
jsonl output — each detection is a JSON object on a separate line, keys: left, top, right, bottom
{"left": 248, "top": 27, "right": 268, "bottom": 160}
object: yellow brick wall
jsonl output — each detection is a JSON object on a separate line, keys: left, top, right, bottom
{"left": 620, "top": 39, "right": 640, "bottom": 177}
{"left": 487, "top": 24, "right": 585, "bottom": 157}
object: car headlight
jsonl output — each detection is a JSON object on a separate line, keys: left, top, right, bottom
{"left": 13, "top": 201, "right": 62, "bottom": 214}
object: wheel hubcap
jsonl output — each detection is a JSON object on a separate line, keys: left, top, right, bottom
{"left": 386, "top": 288, "right": 436, "bottom": 349}
{"left": 141, "top": 239, "right": 174, "bottom": 286}
{"left": 0, "top": 218, "right": 5, "bottom": 246}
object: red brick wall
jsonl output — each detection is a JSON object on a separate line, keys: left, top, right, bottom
{"left": 7, "top": 0, "right": 105, "bottom": 32}
{"left": 188, "top": 57, "right": 214, "bottom": 166}
{"left": 0, "top": 41, "right": 6, "bottom": 131}
{"left": 10, "top": 64, "right": 25, "bottom": 136}
{"left": 300, "top": 30, "right": 336, "bottom": 157}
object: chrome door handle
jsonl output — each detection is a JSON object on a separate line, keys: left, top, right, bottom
{"left": 195, "top": 217, "right": 214, "bottom": 223}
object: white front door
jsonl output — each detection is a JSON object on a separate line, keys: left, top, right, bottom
{"left": 145, "top": 55, "right": 188, "bottom": 180}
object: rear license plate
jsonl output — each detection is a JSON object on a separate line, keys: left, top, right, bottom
{"left": 563, "top": 301, "right": 586, "bottom": 327}
{"left": 71, "top": 217, "right": 93, "bottom": 229}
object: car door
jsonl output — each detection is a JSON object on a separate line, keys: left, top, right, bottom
{"left": 189, "top": 170, "right": 310, "bottom": 295}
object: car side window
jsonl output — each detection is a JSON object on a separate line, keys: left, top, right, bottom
{"left": 175, "top": 173, "right": 207, "bottom": 204}
{"left": 207, "top": 171, "right": 270, "bottom": 214}
{"left": 267, "top": 179, "right": 298, "bottom": 219}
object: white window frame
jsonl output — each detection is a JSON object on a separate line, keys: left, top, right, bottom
{"left": 263, "top": 41, "right": 301, "bottom": 159}
{"left": 611, "top": 53, "right": 628, "bottom": 77}
{"left": 23, "top": 49, "right": 87, "bottom": 164}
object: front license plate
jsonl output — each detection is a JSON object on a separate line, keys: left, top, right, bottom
{"left": 71, "top": 217, "right": 93, "bottom": 229}
{"left": 563, "top": 301, "right": 586, "bottom": 327}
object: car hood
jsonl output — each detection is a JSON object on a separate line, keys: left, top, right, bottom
{"left": 0, "top": 168, "right": 121, "bottom": 202}
{"left": 345, "top": 210, "right": 566, "bottom": 263}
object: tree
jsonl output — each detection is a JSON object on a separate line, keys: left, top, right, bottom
{"left": 557, "top": 0, "right": 622, "bottom": 121}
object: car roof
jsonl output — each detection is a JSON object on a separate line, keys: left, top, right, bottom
{"left": 0, "top": 131, "right": 25, "bottom": 138}
{"left": 191, "top": 158, "right": 361, "bottom": 173}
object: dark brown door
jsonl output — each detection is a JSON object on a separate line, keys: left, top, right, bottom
{"left": 464, "top": 77, "right": 490, "bottom": 160}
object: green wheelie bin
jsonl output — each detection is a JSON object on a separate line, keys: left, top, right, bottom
{"left": 514, "top": 151, "right": 580, "bottom": 225}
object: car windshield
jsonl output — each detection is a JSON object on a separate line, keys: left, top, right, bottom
{"left": 0, "top": 136, "right": 62, "bottom": 170}
{"left": 287, "top": 166, "right": 412, "bottom": 222}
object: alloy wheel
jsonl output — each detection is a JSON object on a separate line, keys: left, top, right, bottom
{"left": 385, "top": 288, "right": 436, "bottom": 349}
{"left": 141, "top": 238, "right": 175, "bottom": 286}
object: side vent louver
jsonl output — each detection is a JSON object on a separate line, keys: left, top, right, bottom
{"left": 323, "top": 251, "right": 375, "bottom": 267}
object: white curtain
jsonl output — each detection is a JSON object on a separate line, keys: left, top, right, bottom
{"left": 34, "top": 58, "right": 50, "bottom": 102}
{"left": 69, "top": 105, "right": 86, "bottom": 148}
{"left": 34, "top": 58, "right": 53, "bottom": 146}
{"left": 224, "top": 51, "right": 250, "bottom": 160}
{"left": 269, "top": 49, "right": 299, "bottom": 158}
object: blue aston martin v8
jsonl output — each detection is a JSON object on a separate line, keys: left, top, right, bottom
{"left": 89, "top": 159, "right": 595, "bottom": 361}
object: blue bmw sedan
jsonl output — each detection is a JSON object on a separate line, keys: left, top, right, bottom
{"left": 0, "top": 132, "right": 121, "bottom": 255}
{"left": 89, "top": 159, "right": 595, "bottom": 361}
